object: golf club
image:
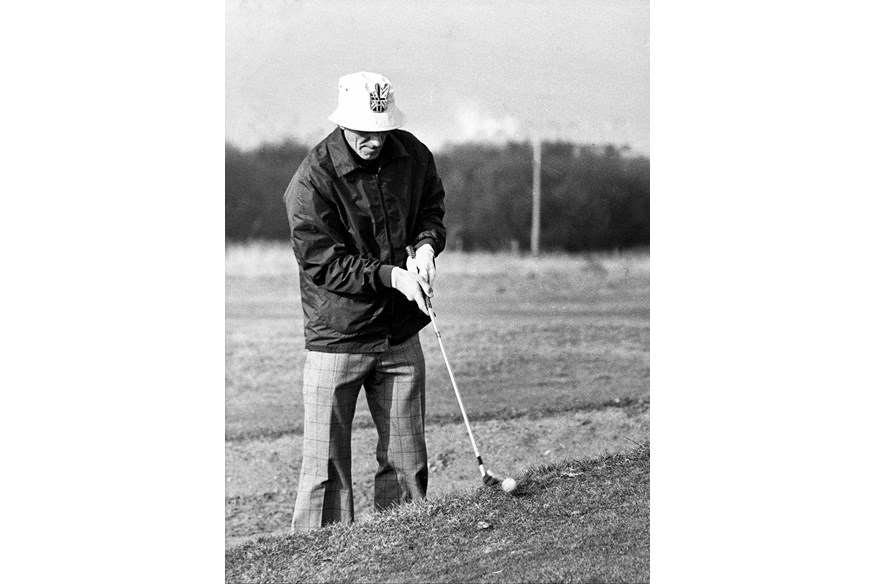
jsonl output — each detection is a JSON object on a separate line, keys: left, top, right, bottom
{"left": 406, "top": 245, "right": 502, "bottom": 487}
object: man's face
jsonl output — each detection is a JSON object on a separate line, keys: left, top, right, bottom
{"left": 342, "top": 128, "right": 388, "bottom": 160}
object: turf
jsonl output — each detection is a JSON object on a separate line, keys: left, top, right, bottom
{"left": 225, "top": 406, "right": 650, "bottom": 547}
{"left": 225, "top": 445, "right": 650, "bottom": 584}
{"left": 225, "top": 246, "right": 650, "bottom": 440}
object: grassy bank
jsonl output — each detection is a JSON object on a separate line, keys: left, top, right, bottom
{"left": 226, "top": 445, "right": 650, "bottom": 583}
{"left": 226, "top": 406, "right": 650, "bottom": 548}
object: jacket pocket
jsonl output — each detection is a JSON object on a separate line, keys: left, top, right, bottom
{"left": 315, "top": 287, "right": 383, "bottom": 335}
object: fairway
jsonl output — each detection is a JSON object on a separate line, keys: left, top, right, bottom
{"left": 225, "top": 243, "right": 650, "bottom": 552}
{"left": 226, "top": 245, "right": 649, "bottom": 440}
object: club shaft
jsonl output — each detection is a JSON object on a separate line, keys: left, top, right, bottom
{"left": 405, "top": 245, "right": 488, "bottom": 479}
{"left": 426, "top": 299, "right": 486, "bottom": 476}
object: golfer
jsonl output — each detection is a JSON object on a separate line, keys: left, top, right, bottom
{"left": 283, "top": 72, "right": 446, "bottom": 532}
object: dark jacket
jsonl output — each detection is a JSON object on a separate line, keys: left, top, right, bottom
{"left": 284, "top": 127, "right": 446, "bottom": 353}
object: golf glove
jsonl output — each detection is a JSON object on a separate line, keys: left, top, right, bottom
{"left": 391, "top": 267, "right": 432, "bottom": 315}
{"left": 405, "top": 244, "right": 436, "bottom": 285}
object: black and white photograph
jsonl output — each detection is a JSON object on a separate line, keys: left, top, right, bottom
{"left": 7, "top": 2, "right": 876, "bottom": 583}
{"left": 225, "top": 1, "right": 649, "bottom": 581}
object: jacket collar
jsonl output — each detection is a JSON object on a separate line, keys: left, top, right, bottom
{"left": 327, "top": 126, "right": 409, "bottom": 177}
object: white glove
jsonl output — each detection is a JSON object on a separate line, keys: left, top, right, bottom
{"left": 405, "top": 244, "right": 436, "bottom": 285}
{"left": 391, "top": 267, "right": 432, "bottom": 315}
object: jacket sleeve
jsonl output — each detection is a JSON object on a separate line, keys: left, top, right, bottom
{"left": 285, "top": 173, "right": 389, "bottom": 296}
{"left": 412, "top": 148, "right": 447, "bottom": 255}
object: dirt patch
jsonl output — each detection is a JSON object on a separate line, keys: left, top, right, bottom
{"left": 226, "top": 406, "right": 649, "bottom": 548}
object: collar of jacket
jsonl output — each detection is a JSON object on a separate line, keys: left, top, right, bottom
{"left": 326, "top": 126, "right": 409, "bottom": 177}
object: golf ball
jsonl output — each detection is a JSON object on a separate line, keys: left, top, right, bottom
{"left": 502, "top": 477, "right": 518, "bottom": 493}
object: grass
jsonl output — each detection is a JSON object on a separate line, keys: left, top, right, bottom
{"left": 225, "top": 407, "right": 650, "bottom": 546}
{"left": 225, "top": 444, "right": 650, "bottom": 584}
{"left": 225, "top": 243, "right": 650, "bottom": 577}
{"left": 225, "top": 244, "right": 649, "bottom": 440}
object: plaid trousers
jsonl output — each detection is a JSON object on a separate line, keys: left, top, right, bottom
{"left": 291, "top": 334, "right": 428, "bottom": 532}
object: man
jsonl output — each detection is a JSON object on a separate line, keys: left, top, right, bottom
{"left": 283, "top": 72, "right": 446, "bottom": 532}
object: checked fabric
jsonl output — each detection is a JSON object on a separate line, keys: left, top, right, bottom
{"left": 291, "top": 334, "right": 429, "bottom": 532}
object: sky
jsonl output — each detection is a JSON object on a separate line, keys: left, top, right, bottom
{"left": 226, "top": 0, "right": 649, "bottom": 153}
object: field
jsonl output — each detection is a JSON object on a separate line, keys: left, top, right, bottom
{"left": 225, "top": 243, "right": 650, "bottom": 577}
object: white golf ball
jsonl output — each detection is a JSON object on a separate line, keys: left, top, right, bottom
{"left": 502, "top": 477, "right": 518, "bottom": 493}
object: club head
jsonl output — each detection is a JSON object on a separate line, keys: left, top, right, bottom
{"left": 482, "top": 470, "right": 501, "bottom": 487}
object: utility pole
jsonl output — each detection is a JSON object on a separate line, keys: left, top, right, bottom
{"left": 530, "top": 136, "right": 542, "bottom": 256}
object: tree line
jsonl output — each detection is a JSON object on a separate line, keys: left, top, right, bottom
{"left": 226, "top": 139, "right": 649, "bottom": 252}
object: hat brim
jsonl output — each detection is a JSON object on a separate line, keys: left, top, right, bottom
{"left": 328, "top": 106, "right": 406, "bottom": 132}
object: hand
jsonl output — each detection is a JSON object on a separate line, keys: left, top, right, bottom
{"left": 391, "top": 267, "right": 432, "bottom": 315}
{"left": 405, "top": 244, "right": 436, "bottom": 285}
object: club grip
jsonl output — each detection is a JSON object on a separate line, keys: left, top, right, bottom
{"left": 404, "top": 245, "right": 433, "bottom": 310}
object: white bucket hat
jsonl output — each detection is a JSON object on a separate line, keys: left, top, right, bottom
{"left": 328, "top": 71, "right": 407, "bottom": 132}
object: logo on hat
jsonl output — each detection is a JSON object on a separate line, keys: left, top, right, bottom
{"left": 369, "top": 83, "right": 389, "bottom": 113}
{"left": 329, "top": 72, "right": 406, "bottom": 131}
